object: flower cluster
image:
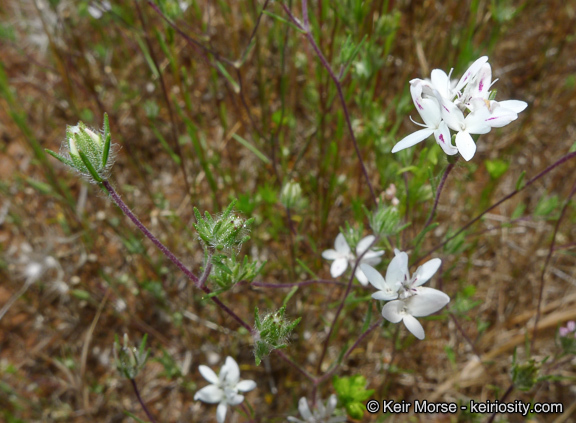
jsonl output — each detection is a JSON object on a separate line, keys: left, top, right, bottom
{"left": 361, "top": 250, "right": 449, "bottom": 340}
{"left": 322, "top": 233, "right": 383, "bottom": 286}
{"left": 194, "top": 356, "right": 257, "bottom": 423}
{"left": 392, "top": 56, "right": 527, "bottom": 161}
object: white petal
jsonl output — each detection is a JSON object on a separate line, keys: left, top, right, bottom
{"left": 334, "top": 233, "right": 351, "bottom": 254}
{"left": 411, "top": 258, "right": 441, "bottom": 287}
{"left": 356, "top": 235, "right": 375, "bottom": 255}
{"left": 385, "top": 251, "right": 409, "bottom": 285}
{"left": 372, "top": 291, "right": 399, "bottom": 301}
{"left": 216, "top": 402, "right": 228, "bottom": 423}
{"left": 194, "top": 385, "right": 224, "bottom": 403}
{"left": 407, "top": 287, "right": 450, "bottom": 317}
{"left": 437, "top": 96, "right": 466, "bottom": 132}
{"left": 455, "top": 56, "right": 489, "bottom": 92}
{"left": 326, "top": 395, "right": 338, "bottom": 414}
{"left": 381, "top": 300, "right": 404, "bottom": 323}
{"left": 361, "top": 250, "right": 385, "bottom": 264}
{"left": 391, "top": 128, "right": 435, "bottom": 153}
{"left": 402, "top": 314, "right": 425, "bottom": 340}
{"left": 484, "top": 107, "right": 518, "bottom": 128}
{"left": 465, "top": 107, "right": 492, "bottom": 134}
{"left": 287, "top": 418, "right": 304, "bottom": 423}
{"left": 360, "top": 264, "right": 386, "bottom": 290}
{"left": 354, "top": 268, "right": 369, "bottom": 286}
{"left": 236, "top": 380, "right": 256, "bottom": 392}
{"left": 321, "top": 249, "right": 340, "bottom": 260}
{"left": 474, "top": 63, "right": 492, "bottom": 97}
{"left": 330, "top": 257, "right": 348, "bottom": 278}
{"left": 430, "top": 69, "right": 452, "bottom": 99}
{"left": 497, "top": 100, "right": 527, "bottom": 113}
{"left": 222, "top": 356, "right": 240, "bottom": 385}
{"left": 298, "top": 397, "right": 313, "bottom": 420}
{"left": 227, "top": 393, "right": 244, "bottom": 406}
{"left": 199, "top": 365, "right": 219, "bottom": 385}
{"left": 434, "top": 121, "right": 457, "bottom": 155}
{"left": 455, "top": 131, "right": 476, "bottom": 161}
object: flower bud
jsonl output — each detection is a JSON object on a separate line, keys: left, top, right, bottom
{"left": 280, "top": 180, "right": 307, "bottom": 210}
{"left": 46, "top": 113, "right": 115, "bottom": 183}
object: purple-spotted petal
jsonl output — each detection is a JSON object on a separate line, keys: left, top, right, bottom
{"left": 434, "top": 121, "right": 457, "bottom": 155}
{"left": 454, "top": 56, "right": 489, "bottom": 93}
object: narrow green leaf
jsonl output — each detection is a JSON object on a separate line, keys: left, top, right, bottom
{"left": 231, "top": 133, "right": 271, "bottom": 164}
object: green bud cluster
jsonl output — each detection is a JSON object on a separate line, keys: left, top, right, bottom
{"left": 193, "top": 200, "right": 254, "bottom": 252}
{"left": 366, "top": 204, "right": 405, "bottom": 237}
{"left": 511, "top": 352, "right": 543, "bottom": 392}
{"left": 279, "top": 180, "right": 307, "bottom": 210}
{"left": 46, "top": 113, "right": 115, "bottom": 183}
{"left": 253, "top": 306, "right": 301, "bottom": 366}
{"left": 207, "top": 253, "right": 265, "bottom": 295}
{"left": 113, "top": 333, "right": 149, "bottom": 380}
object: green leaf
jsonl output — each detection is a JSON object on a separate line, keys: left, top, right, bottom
{"left": 485, "top": 159, "right": 509, "bottom": 179}
{"left": 232, "top": 133, "right": 271, "bottom": 164}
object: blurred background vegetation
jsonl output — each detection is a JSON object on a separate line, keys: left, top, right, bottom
{"left": 1, "top": 0, "right": 575, "bottom": 421}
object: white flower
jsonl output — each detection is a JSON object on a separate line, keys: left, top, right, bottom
{"left": 436, "top": 96, "right": 492, "bottom": 161}
{"left": 362, "top": 249, "right": 449, "bottom": 340}
{"left": 322, "top": 234, "right": 384, "bottom": 286}
{"left": 393, "top": 56, "right": 527, "bottom": 161}
{"left": 288, "top": 395, "right": 346, "bottom": 423}
{"left": 194, "top": 356, "right": 256, "bottom": 423}
{"left": 391, "top": 79, "right": 456, "bottom": 156}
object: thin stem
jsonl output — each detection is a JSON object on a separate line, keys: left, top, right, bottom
{"left": 315, "top": 237, "right": 379, "bottom": 374}
{"left": 421, "top": 151, "right": 576, "bottom": 260}
{"left": 102, "top": 180, "right": 199, "bottom": 284}
{"left": 316, "top": 317, "right": 383, "bottom": 385}
{"left": 486, "top": 384, "right": 514, "bottom": 423}
{"left": 281, "top": 2, "right": 377, "bottom": 205}
{"left": 274, "top": 349, "right": 316, "bottom": 381}
{"left": 531, "top": 175, "right": 576, "bottom": 350}
{"left": 449, "top": 312, "right": 482, "bottom": 358}
{"left": 252, "top": 279, "right": 348, "bottom": 289}
{"left": 130, "top": 378, "right": 158, "bottom": 423}
{"left": 422, "top": 158, "right": 458, "bottom": 231}
{"left": 102, "top": 181, "right": 253, "bottom": 333}
{"left": 135, "top": 1, "right": 192, "bottom": 197}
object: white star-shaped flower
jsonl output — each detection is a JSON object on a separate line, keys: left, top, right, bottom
{"left": 322, "top": 233, "right": 384, "bottom": 286}
{"left": 362, "top": 250, "right": 449, "bottom": 340}
{"left": 194, "top": 356, "right": 256, "bottom": 423}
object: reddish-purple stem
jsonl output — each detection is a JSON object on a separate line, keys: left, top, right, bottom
{"left": 532, "top": 176, "right": 576, "bottom": 350}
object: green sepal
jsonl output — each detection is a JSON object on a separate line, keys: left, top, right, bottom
{"left": 78, "top": 150, "right": 103, "bottom": 182}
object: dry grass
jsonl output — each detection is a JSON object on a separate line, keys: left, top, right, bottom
{"left": 1, "top": 0, "right": 575, "bottom": 422}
